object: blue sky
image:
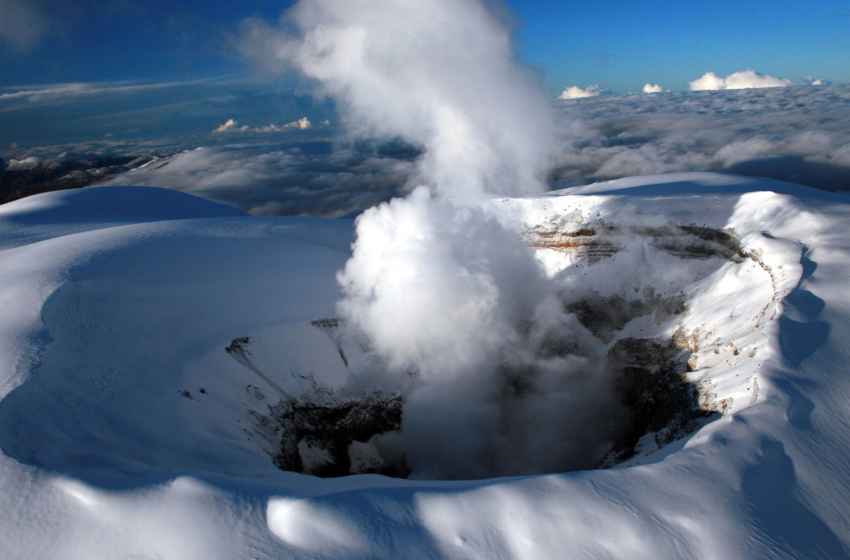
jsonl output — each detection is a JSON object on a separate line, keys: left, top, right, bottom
{"left": 1, "top": 0, "right": 846, "bottom": 93}
{"left": 514, "top": 0, "right": 850, "bottom": 92}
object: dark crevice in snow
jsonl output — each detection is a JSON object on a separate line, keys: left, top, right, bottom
{"left": 225, "top": 337, "right": 289, "bottom": 399}
{"left": 226, "top": 332, "right": 407, "bottom": 477}
{"left": 310, "top": 318, "right": 350, "bottom": 367}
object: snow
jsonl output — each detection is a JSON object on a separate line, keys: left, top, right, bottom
{"left": 1, "top": 173, "right": 850, "bottom": 558}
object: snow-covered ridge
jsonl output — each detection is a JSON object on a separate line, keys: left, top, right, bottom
{"left": 0, "top": 173, "right": 849, "bottom": 558}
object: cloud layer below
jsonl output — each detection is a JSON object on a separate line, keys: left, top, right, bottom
{"left": 552, "top": 84, "right": 850, "bottom": 194}
{"left": 100, "top": 142, "right": 417, "bottom": 218}
{"left": 9, "top": 84, "right": 850, "bottom": 218}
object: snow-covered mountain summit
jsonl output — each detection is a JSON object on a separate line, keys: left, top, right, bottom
{"left": 0, "top": 173, "right": 848, "bottom": 558}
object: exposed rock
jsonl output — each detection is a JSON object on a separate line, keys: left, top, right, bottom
{"left": 527, "top": 224, "right": 746, "bottom": 264}
{"left": 252, "top": 392, "right": 406, "bottom": 477}
{"left": 565, "top": 288, "right": 686, "bottom": 343}
{"left": 601, "top": 337, "right": 718, "bottom": 466}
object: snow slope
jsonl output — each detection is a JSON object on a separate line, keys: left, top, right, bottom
{"left": 1, "top": 174, "right": 849, "bottom": 559}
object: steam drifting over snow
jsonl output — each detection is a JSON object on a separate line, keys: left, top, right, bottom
{"left": 336, "top": 188, "right": 629, "bottom": 477}
{"left": 1, "top": 0, "right": 850, "bottom": 556}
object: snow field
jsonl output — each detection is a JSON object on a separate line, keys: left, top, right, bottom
{"left": 0, "top": 174, "right": 848, "bottom": 558}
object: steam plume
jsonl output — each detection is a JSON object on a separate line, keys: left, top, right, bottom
{"left": 240, "top": 0, "right": 555, "bottom": 201}
{"left": 249, "top": 0, "right": 626, "bottom": 478}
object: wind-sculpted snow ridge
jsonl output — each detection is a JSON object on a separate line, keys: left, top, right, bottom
{"left": 0, "top": 173, "right": 850, "bottom": 558}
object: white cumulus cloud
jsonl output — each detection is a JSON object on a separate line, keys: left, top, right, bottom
{"left": 643, "top": 84, "right": 663, "bottom": 93}
{"left": 213, "top": 119, "right": 248, "bottom": 133}
{"left": 284, "top": 117, "right": 311, "bottom": 129}
{"left": 802, "top": 76, "right": 832, "bottom": 86}
{"left": 559, "top": 85, "right": 604, "bottom": 100}
{"left": 214, "top": 118, "right": 313, "bottom": 134}
{"left": 689, "top": 70, "right": 794, "bottom": 91}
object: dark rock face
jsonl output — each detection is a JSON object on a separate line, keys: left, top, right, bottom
{"left": 559, "top": 287, "right": 720, "bottom": 466}
{"left": 252, "top": 392, "right": 406, "bottom": 478}
{"left": 601, "top": 336, "right": 718, "bottom": 466}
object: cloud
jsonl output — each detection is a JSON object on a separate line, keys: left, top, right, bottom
{"left": 14, "top": 84, "right": 850, "bottom": 218}
{"left": 0, "top": 77, "right": 335, "bottom": 153}
{"left": 0, "top": 0, "right": 51, "bottom": 52}
{"left": 213, "top": 117, "right": 314, "bottom": 134}
{"left": 559, "top": 84, "right": 605, "bottom": 99}
{"left": 4, "top": 155, "right": 40, "bottom": 170}
{"left": 689, "top": 70, "right": 794, "bottom": 91}
{"left": 101, "top": 142, "right": 418, "bottom": 218}
{"left": 284, "top": 117, "right": 311, "bottom": 129}
{"left": 550, "top": 84, "right": 850, "bottom": 194}
{"left": 213, "top": 119, "right": 248, "bottom": 133}
{"left": 643, "top": 84, "right": 663, "bottom": 93}
{"left": 0, "top": 77, "right": 230, "bottom": 105}
{"left": 802, "top": 76, "right": 832, "bottom": 86}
